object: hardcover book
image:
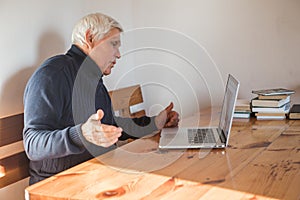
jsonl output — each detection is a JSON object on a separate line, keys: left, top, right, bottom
{"left": 235, "top": 99, "right": 251, "bottom": 112}
{"left": 233, "top": 112, "right": 251, "bottom": 118}
{"left": 251, "top": 96, "right": 290, "bottom": 108}
{"left": 255, "top": 112, "right": 286, "bottom": 117}
{"left": 289, "top": 104, "right": 300, "bottom": 119}
{"left": 252, "top": 103, "right": 290, "bottom": 113}
{"left": 255, "top": 112, "right": 286, "bottom": 120}
{"left": 258, "top": 94, "right": 289, "bottom": 100}
{"left": 252, "top": 88, "right": 295, "bottom": 96}
{"left": 256, "top": 115, "right": 286, "bottom": 120}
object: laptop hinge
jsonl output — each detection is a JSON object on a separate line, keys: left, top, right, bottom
{"left": 218, "top": 128, "right": 226, "bottom": 143}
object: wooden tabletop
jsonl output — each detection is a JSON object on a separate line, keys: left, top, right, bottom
{"left": 25, "top": 109, "right": 300, "bottom": 200}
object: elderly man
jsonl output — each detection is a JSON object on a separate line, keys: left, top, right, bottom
{"left": 23, "top": 13, "right": 179, "bottom": 184}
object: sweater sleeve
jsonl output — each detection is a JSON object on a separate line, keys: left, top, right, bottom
{"left": 114, "top": 116, "right": 159, "bottom": 140}
{"left": 23, "top": 63, "right": 85, "bottom": 161}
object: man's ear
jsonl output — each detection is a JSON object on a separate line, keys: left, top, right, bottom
{"left": 84, "top": 29, "right": 93, "bottom": 49}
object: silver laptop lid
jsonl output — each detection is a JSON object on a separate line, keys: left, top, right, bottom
{"left": 218, "top": 74, "right": 240, "bottom": 146}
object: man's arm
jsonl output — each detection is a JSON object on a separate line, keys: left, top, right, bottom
{"left": 23, "top": 126, "right": 84, "bottom": 161}
{"left": 23, "top": 65, "right": 84, "bottom": 161}
{"left": 114, "top": 116, "right": 158, "bottom": 140}
{"left": 114, "top": 103, "right": 179, "bottom": 139}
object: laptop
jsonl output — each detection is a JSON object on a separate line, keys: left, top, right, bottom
{"left": 159, "top": 74, "right": 240, "bottom": 149}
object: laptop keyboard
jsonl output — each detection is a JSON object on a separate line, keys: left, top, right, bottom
{"left": 188, "top": 129, "right": 216, "bottom": 144}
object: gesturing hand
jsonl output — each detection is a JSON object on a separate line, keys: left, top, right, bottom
{"left": 81, "top": 109, "right": 122, "bottom": 147}
{"left": 155, "top": 102, "right": 180, "bottom": 130}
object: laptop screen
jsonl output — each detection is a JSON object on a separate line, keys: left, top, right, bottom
{"left": 218, "top": 74, "right": 240, "bottom": 143}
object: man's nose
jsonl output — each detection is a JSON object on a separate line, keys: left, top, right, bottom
{"left": 116, "top": 48, "right": 121, "bottom": 59}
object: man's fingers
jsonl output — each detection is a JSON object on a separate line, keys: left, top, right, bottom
{"left": 95, "top": 132, "right": 120, "bottom": 143}
{"left": 100, "top": 125, "right": 122, "bottom": 136}
{"left": 96, "top": 109, "right": 104, "bottom": 121}
{"left": 83, "top": 111, "right": 123, "bottom": 147}
{"left": 164, "top": 111, "right": 180, "bottom": 128}
{"left": 89, "top": 109, "right": 104, "bottom": 121}
{"left": 164, "top": 102, "right": 174, "bottom": 113}
{"left": 167, "top": 111, "right": 177, "bottom": 118}
{"left": 91, "top": 125, "right": 122, "bottom": 146}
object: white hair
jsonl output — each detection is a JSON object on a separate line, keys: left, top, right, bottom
{"left": 71, "top": 13, "right": 123, "bottom": 45}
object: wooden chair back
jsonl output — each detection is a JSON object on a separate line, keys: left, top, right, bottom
{"left": 0, "top": 113, "right": 29, "bottom": 188}
{"left": 109, "top": 85, "right": 145, "bottom": 118}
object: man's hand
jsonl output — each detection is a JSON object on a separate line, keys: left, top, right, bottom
{"left": 81, "top": 109, "right": 122, "bottom": 147}
{"left": 155, "top": 102, "right": 180, "bottom": 130}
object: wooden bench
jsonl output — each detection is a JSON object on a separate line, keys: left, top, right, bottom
{"left": 0, "top": 113, "right": 29, "bottom": 188}
{"left": 0, "top": 84, "right": 145, "bottom": 188}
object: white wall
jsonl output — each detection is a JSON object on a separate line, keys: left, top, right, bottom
{"left": 1, "top": 0, "right": 299, "bottom": 118}
{"left": 0, "top": 0, "right": 134, "bottom": 118}
{"left": 106, "top": 0, "right": 300, "bottom": 117}
{"left": 0, "top": 0, "right": 299, "bottom": 199}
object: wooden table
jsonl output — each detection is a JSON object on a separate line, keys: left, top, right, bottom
{"left": 25, "top": 109, "right": 300, "bottom": 200}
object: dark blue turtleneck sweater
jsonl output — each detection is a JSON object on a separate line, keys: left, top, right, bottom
{"left": 23, "top": 45, "right": 158, "bottom": 184}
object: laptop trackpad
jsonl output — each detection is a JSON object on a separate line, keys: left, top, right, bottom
{"left": 160, "top": 128, "right": 190, "bottom": 146}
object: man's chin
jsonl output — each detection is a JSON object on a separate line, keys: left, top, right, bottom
{"left": 102, "top": 64, "right": 114, "bottom": 75}
{"left": 103, "top": 69, "right": 112, "bottom": 76}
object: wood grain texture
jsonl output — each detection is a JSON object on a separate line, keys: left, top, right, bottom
{"left": 0, "top": 113, "right": 29, "bottom": 188}
{"left": 0, "top": 113, "right": 24, "bottom": 147}
{"left": 0, "top": 140, "right": 24, "bottom": 159}
{"left": 25, "top": 109, "right": 300, "bottom": 200}
{"left": 109, "top": 85, "right": 145, "bottom": 118}
{"left": 0, "top": 152, "right": 29, "bottom": 188}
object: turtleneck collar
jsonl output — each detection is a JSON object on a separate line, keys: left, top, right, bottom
{"left": 67, "top": 44, "right": 103, "bottom": 80}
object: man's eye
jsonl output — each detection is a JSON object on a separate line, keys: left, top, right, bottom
{"left": 111, "top": 41, "right": 119, "bottom": 47}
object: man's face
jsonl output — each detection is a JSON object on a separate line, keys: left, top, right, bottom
{"left": 89, "top": 28, "right": 121, "bottom": 76}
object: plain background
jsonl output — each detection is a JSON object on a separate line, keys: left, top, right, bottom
{"left": 0, "top": 0, "right": 299, "bottom": 199}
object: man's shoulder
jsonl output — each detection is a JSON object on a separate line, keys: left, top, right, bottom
{"left": 42, "top": 54, "right": 74, "bottom": 70}
{"left": 28, "top": 54, "right": 79, "bottom": 88}
{"left": 36, "top": 54, "right": 78, "bottom": 76}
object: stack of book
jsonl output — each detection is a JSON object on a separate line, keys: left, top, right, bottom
{"left": 251, "top": 88, "right": 295, "bottom": 120}
{"left": 234, "top": 99, "right": 251, "bottom": 119}
{"left": 289, "top": 104, "right": 300, "bottom": 119}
